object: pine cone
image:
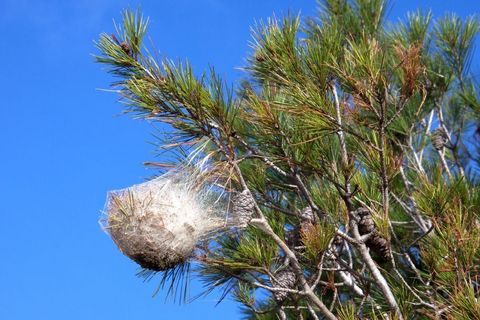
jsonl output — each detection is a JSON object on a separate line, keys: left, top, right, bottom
{"left": 357, "top": 208, "right": 375, "bottom": 234}
{"left": 299, "top": 207, "right": 316, "bottom": 223}
{"left": 231, "top": 191, "right": 255, "bottom": 227}
{"left": 255, "top": 53, "right": 266, "bottom": 62}
{"left": 367, "top": 235, "right": 391, "bottom": 261}
{"left": 284, "top": 207, "right": 328, "bottom": 252}
{"left": 284, "top": 207, "right": 318, "bottom": 251}
{"left": 284, "top": 229, "right": 301, "bottom": 249}
{"left": 120, "top": 42, "right": 131, "bottom": 56}
{"left": 273, "top": 269, "right": 297, "bottom": 302}
{"left": 356, "top": 208, "right": 391, "bottom": 262}
{"left": 431, "top": 128, "right": 448, "bottom": 150}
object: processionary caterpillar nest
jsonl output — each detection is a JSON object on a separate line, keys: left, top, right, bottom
{"left": 101, "top": 170, "right": 227, "bottom": 271}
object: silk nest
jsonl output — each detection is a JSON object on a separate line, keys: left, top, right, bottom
{"left": 101, "top": 169, "right": 228, "bottom": 271}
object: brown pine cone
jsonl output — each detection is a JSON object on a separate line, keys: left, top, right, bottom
{"left": 299, "top": 207, "right": 316, "bottom": 223}
{"left": 120, "top": 42, "right": 131, "bottom": 56}
{"left": 431, "top": 128, "right": 448, "bottom": 150}
{"left": 273, "top": 269, "right": 297, "bottom": 302}
{"left": 356, "top": 208, "right": 391, "bottom": 262}
{"left": 231, "top": 191, "right": 256, "bottom": 227}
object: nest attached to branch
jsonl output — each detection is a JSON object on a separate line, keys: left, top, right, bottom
{"left": 101, "top": 170, "right": 225, "bottom": 272}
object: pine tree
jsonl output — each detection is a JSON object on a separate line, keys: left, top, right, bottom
{"left": 96, "top": 1, "right": 480, "bottom": 319}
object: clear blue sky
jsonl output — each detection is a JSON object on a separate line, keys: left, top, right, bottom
{"left": 0, "top": 1, "right": 478, "bottom": 319}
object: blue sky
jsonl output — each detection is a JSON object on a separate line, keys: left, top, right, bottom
{"left": 0, "top": 1, "right": 478, "bottom": 319}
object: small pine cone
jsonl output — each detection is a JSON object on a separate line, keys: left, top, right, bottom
{"left": 284, "top": 229, "right": 301, "bottom": 249}
{"left": 356, "top": 207, "right": 391, "bottom": 262}
{"left": 255, "top": 53, "right": 266, "bottom": 62}
{"left": 299, "top": 206, "right": 324, "bottom": 231}
{"left": 273, "top": 269, "right": 297, "bottom": 302}
{"left": 431, "top": 128, "right": 448, "bottom": 150}
{"left": 366, "top": 235, "right": 391, "bottom": 262}
{"left": 231, "top": 191, "right": 255, "bottom": 227}
{"left": 283, "top": 207, "right": 318, "bottom": 251}
{"left": 299, "top": 207, "right": 316, "bottom": 223}
{"left": 357, "top": 208, "right": 375, "bottom": 234}
{"left": 120, "top": 42, "right": 131, "bottom": 56}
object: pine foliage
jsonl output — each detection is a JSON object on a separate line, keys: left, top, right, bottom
{"left": 96, "top": 1, "right": 480, "bottom": 319}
